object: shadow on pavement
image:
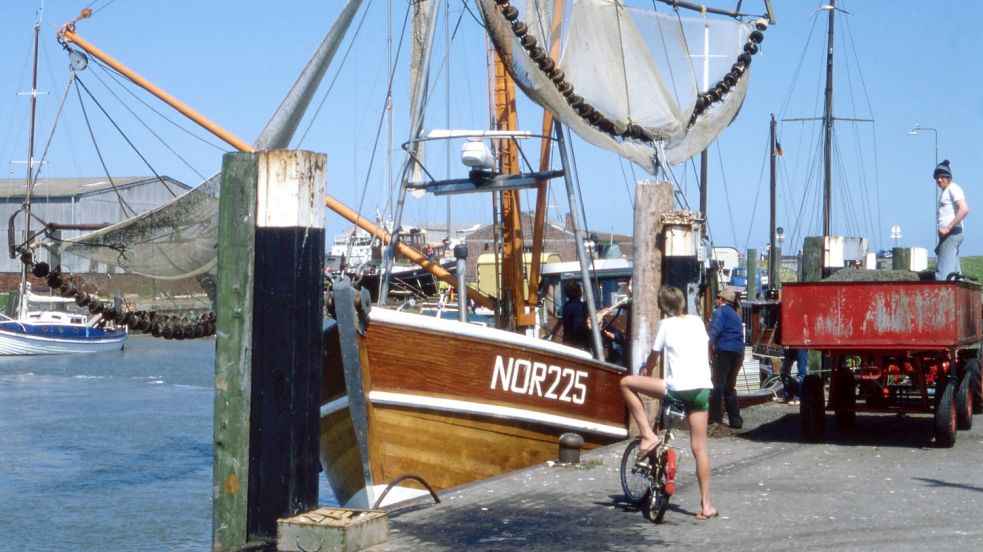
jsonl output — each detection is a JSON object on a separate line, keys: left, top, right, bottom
{"left": 736, "top": 411, "right": 939, "bottom": 448}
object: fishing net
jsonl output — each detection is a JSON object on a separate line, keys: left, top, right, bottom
{"left": 478, "top": 0, "right": 761, "bottom": 172}
{"left": 45, "top": 174, "right": 220, "bottom": 280}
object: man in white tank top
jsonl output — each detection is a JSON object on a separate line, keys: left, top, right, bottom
{"left": 933, "top": 160, "right": 970, "bottom": 281}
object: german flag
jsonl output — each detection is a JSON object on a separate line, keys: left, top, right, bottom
{"left": 775, "top": 141, "right": 784, "bottom": 157}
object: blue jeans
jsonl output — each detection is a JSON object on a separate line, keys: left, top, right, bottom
{"left": 781, "top": 349, "right": 808, "bottom": 401}
{"left": 935, "top": 228, "right": 963, "bottom": 281}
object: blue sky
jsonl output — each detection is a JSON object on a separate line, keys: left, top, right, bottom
{"left": 2, "top": 1, "right": 981, "bottom": 256}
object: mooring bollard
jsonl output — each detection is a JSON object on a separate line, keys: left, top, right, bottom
{"left": 558, "top": 432, "right": 584, "bottom": 464}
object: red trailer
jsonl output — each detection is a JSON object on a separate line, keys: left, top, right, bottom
{"left": 780, "top": 280, "right": 983, "bottom": 446}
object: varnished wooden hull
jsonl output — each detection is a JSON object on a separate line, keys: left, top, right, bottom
{"left": 320, "top": 308, "right": 628, "bottom": 508}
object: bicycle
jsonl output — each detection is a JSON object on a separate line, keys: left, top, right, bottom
{"left": 619, "top": 398, "right": 687, "bottom": 523}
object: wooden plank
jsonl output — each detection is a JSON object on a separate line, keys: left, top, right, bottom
{"left": 214, "top": 151, "right": 258, "bottom": 549}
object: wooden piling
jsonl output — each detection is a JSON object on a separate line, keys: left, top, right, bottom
{"left": 213, "top": 150, "right": 327, "bottom": 551}
{"left": 629, "top": 180, "right": 673, "bottom": 436}
{"left": 746, "top": 248, "right": 758, "bottom": 300}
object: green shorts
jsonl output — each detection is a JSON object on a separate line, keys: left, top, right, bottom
{"left": 666, "top": 388, "right": 711, "bottom": 412}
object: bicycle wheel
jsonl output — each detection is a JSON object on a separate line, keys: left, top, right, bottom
{"left": 619, "top": 439, "right": 650, "bottom": 505}
{"left": 645, "top": 459, "right": 670, "bottom": 524}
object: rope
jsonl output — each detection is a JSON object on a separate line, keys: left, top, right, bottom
{"left": 72, "top": 78, "right": 137, "bottom": 217}
{"left": 25, "top": 71, "right": 77, "bottom": 209}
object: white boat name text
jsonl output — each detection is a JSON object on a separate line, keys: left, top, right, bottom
{"left": 490, "top": 355, "right": 587, "bottom": 404}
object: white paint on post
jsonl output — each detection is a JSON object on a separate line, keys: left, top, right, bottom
{"left": 256, "top": 150, "right": 327, "bottom": 229}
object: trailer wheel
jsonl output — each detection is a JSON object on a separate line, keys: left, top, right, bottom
{"left": 965, "top": 359, "right": 982, "bottom": 415}
{"left": 955, "top": 372, "right": 972, "bottom": 430}
{"left": 934, "top": 378, "right": 957, "bottom": 448}
{"left": 800, "top": 375, "right": 825, "bottom": 442}
{"left": 832, "top": 367, "right": 856, "bottom": 428}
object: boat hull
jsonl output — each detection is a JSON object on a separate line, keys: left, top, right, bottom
{"left": 0, "top": 323, "right": 127, "bottom": 355}
{"left": 320, "top": 305, "right": 627, "bottom": 508}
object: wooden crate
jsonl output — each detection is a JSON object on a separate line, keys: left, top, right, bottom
{"left": 277, "top": 507, "right": 387, "bottom": 552}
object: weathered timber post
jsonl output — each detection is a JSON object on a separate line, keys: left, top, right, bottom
{"left": 746, "top": 248, "right": 758, "bottom": 300}
{"left": 629, "top": 180, "right": 674, "bottom": 436}
{"left": 214, "top": 150, "right": 326, "bottom": 551}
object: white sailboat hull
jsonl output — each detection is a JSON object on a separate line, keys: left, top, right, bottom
{"left": 0, "top": 322, "right": 127, "bottom": 355}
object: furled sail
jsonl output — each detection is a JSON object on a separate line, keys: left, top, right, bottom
{"left": 477, "top": 0, "right": 764, "bottom": 172}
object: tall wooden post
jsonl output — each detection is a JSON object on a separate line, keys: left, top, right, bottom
{"left": 629, "top": 180, "right": 674, "bottom": 435}
{"left": 630, "top": 180, "right": 673, "bottom": 376}
{"left": 213, "top": 150, "right": 326, "bottom": 550}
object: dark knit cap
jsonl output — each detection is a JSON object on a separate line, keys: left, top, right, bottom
{"left": 934, "top": 159, "right": 952, "bottom": 179}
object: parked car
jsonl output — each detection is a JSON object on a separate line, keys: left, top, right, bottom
{"left": 731, "top": 267, "right": 767, "bottom": 293}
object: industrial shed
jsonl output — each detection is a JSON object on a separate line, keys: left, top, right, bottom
{"left": 0, "top": 176, "right": 191, "bottom": 275}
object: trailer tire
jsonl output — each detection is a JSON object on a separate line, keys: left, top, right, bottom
{"left": 800, "top": 375, "right": 825, "bottom": 442}
{"left": 965, "top": 359, "right": 982, "bottom": 415}
{"left": 955, "top": 372, "right": 972, "bottom": 430}
{"left": 934, "top": 378, "right": 957, "bottom": 448}
{"left": 832, "top": 367, "right": 856, "bottom": 428}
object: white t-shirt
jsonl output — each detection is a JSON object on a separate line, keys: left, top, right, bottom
{"left": 652, "top": 315, "right": 713, "bottom": 392}
{"left": 938, "top": 182, "right": 966, "bottom": 231}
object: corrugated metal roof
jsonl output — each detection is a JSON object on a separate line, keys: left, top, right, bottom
{"left": 0, "top": 176, "right": 190, "bottom": 200}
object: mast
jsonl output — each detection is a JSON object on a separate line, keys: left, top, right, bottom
{"left": 768, "top": 113, "right": 778, "bottom": 290}
{"left": 491, "top": 49, "right": 531, "bottom": 330}
{"left": 822, "top": 0, "right": 835, "bottom": 236}
{"left": 18, "top": 15, "right": 42, "bottom": 316}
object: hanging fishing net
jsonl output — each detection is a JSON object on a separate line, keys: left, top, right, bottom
{"left": 45, "top": 174, "right": 221, "bottom": 280}
{"left": 477, "top": 0, "right": 764, "bottom": 172}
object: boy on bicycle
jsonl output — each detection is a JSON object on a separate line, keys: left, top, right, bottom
{"left": 620, "top": 285, "right": 719, "bottom": 520}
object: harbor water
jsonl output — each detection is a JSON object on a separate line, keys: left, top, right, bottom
{"left": 0, "top": 335, "right": 336, "bottom": 551}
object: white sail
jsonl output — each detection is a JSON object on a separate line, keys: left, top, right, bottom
{"left": 477, "top": 0, "right": 762, "bottom": 171}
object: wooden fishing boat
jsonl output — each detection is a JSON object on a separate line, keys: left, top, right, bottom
{"left": 322, "top": 281, "right": 627, "bottom": 507}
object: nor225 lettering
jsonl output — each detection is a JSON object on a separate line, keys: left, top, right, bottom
{"left": 490, "top": 355, "right": 587, "bottom": 405}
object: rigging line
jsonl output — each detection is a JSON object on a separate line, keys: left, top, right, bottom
{"left": 72, "top": 79, "right": 137, "bottom": 217}
{"left": 616, "top": 155, "right": 636, "bottom": 211}
{"left": 353, "top": 2, "right": 412, "bottom": 237}
{"left": 612, "top": 1, "right": 635, "bottom": 123}
{"left": 740, "top": 130, "right": 770, "bottom": 252}
{"left": 713, "top": 140, "right": 738, "bottom": 246}
{"left": 460, "top": 0, "right": 485, "bottom": 29}
{"left": 666, "top": 1, "right": 697, "bottom": 107}
{"left": 86, "top": 63, "right": 207, "bottom": 189}
{"left": 26, "top": 71, "right": 76, "bottom": 205}
{"left": 776, "top": 13, "right": 820, "bottom": 121}
{"left": 88, "top": 58, "right": 226, "bottom": 154}
{"left": 564, "top": 126, "right": 602, "bottom": 296}
{"left": 85, "top": 0, "right": 119, "bottom": 18}
{"left": 416, "top": 3, "right": 467, "bottom": 127}
{"left": 296, "top": 0, "right": 376, "bottom": 146}
{"left": 841, "top": 13, "right": 882, "bottom": 250}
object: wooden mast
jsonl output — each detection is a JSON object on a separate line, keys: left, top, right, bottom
{"left": 526, "top": 0, "right": 565, "bottom": 313}
{"left": 491, "top": 49, "right": 534, "bottom": 330}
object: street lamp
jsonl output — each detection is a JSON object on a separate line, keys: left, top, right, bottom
{"left": 908, "top": 123, "right": 939, "bottom": 247}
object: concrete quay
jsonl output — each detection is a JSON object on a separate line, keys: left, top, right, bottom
{"left": 367, "top": 401, "right": 983, "bottom": 551}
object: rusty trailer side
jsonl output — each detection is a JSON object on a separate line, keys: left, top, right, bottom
{"left": 781, "top": 280, "right": 982, "bottom": 350}
{"left": 778, "top": 280, "right": 983, "bottom": 447}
